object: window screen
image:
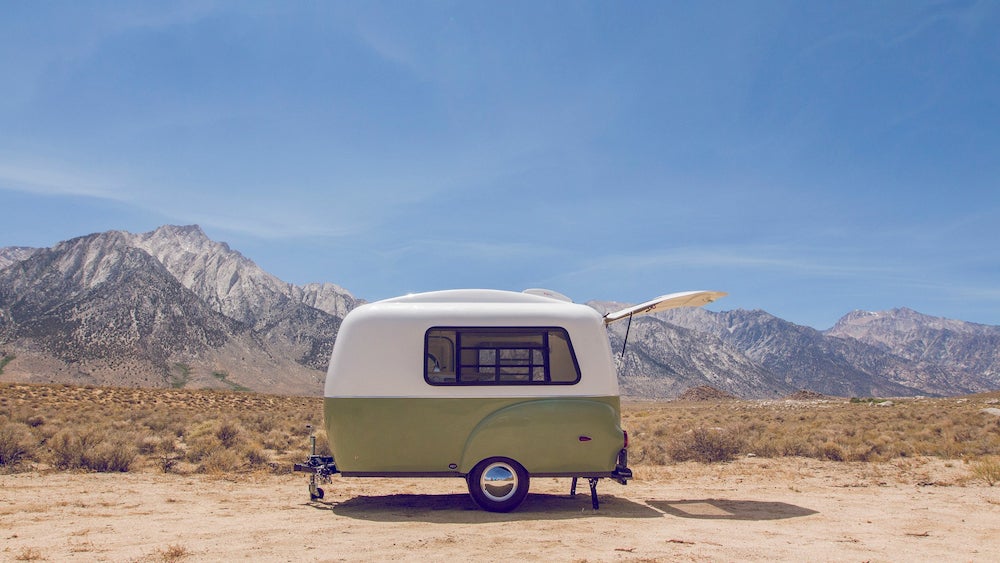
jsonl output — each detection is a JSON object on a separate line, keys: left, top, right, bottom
{"left": 424, "top": 327, "right": 581, "bottom": 385}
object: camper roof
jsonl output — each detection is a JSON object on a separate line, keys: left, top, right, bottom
{"left": 381, "top": 289, "right": 576, "bottom": 305}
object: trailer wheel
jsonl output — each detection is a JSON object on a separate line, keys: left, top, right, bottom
{"left": 467, "top": 457, "right": 529, "bottom": 512}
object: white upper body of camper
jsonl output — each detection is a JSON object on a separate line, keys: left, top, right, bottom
{"left": 324, "top": 289, "right": 618, "bottom": 399}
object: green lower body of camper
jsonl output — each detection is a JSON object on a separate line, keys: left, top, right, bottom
{"left": 324, "top": 396, "right": 624, "bottom": 476}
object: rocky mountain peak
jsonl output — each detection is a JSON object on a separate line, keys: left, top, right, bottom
{"left": 828, "top": 307, "right": 986, "bottom": 339}
{"left": 0, "top": 246, "right": 40, "bottom": 270}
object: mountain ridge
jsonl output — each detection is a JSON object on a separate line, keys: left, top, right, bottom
{"left": 2, "top": 226, "right": 998, "bottom": 398}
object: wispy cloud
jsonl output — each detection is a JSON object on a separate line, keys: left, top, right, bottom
{"left": 0, "top": 161, "right": 128, "bottom": 201}
{"left": 379, "top": 238, "right": 563, "bottom": 262}
{"left": 564, "top": 245, "right": 897, "bottom": 280}
{"left": 175, "top": 205, "right": 373, "bottom": 240}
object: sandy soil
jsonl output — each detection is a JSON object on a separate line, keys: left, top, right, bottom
{"left": 2, "top": 458, "right": 999, "bottom": 562}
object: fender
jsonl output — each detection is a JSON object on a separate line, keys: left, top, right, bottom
{"left": 459, "top": 398, "right": 623, "bottom": 475}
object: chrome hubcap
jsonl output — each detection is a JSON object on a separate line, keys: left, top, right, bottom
{"left": 481, "top": 462, "right": 517, "bottom": 501}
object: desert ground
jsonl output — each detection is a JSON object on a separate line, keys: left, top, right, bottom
{"left": 3, "top": 457, "right": 999, "bottom": 562}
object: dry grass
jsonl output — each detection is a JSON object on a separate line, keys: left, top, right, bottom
{"left": 2, "top": 383, "right": 1000, "bottom": 476}
{"left": 971, "top": 455, "right": 1000, "bottom": 486}
{"left": 13, "top": 547, "right": 43, "bottom": 561}
{"left": 154, "top": 543, "right": 190, "bottom": 561}
{"left": 0, "top": 383, "right": 321, "bottom": 475}
{"left": 624, "top": 393, "right": 1000, "bottom": 464}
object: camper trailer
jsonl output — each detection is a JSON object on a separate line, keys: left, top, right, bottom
{"left": 296, "top": 288, "right": 725, "bottom": 512}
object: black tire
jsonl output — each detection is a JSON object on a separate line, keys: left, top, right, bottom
{"left": 466, "top": 457, "right": 530, "bottom": 512}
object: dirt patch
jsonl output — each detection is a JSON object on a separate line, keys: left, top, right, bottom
{"left": 2, "top": 457, "right": 998, "bottom": 561}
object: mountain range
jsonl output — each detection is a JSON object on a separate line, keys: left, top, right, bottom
{"left": 2, "top": 225, "right": 998, "bottom": 398}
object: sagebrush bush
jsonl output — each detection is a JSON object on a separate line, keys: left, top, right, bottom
{"left": 0, "top": 420, "right": 35, "bottom": 466}
{"left": 215, "top": 420, "right": 243, "bottom": 449}
{"left": 971, "top": 456, "right": 1000, "bottom": 486}
{"left": 668, "top": 426, "right": 745, "bottom": 463}
{"left": 85, "top": 437, "right": 137, "bottom": 472}
{"left": 49, "top": 428, "right": 104, "bottom": 470}
{"left": 198, "top": 448, "right": 241, "bottom": 474}
{"left": 820, "top": 441, "right": 845, "bottom": 461}
{"left": 185, "top": 433, "right": 223, "bottom": 463}
{"left": 245, "top": 444, "right": 270, "bottom": 468}
{"left": 48, "top": 428, "right": 137, "bottom": 472}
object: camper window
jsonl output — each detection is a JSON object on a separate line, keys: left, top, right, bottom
{"left": 424, "top": 327, "right": 581, "bottom": 385}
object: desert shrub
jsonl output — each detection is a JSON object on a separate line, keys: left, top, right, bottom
{"left": 49, "top": 428, "right": 104, "bottom": 469}
{"left": 636, "top": 441, "right": 671, "bottom": 465}
{"left": 84, "top": 437, "right": 137, "bottom": 472}
{"left": 244, "top": 444, "right": 270, "bottom": 468}
{"left": 137, "top": 434, "right": 163, "bottom": 455}
{"left": 0, "top": 420, "right": 36, "bottom": 466}
{"left": 971, "top": 456, "right": 1000, "bottom": 486}
{"left": 49, "top": 428, "right": 137, "bottom": 472}
{"left": 820, "top": 441, "right": 845, "bottom": 461}
{"left": 244, "top": 412, "right": 278, "bottom": 434}
{"left": 197, "top": 448, "right": 241, "bottom": 474}
{"left": 25, "top": 414, "right": 45, "bottom": 428}
{"left": 154, "top": 543, "right": 190, "bottom": 561}
{"left": 143, "top": 412, "right": 186, "bottom": 436}
{"left": 668, "top": 426, "right": 745, "bottom": 463}
{"left": 215, "top": 420, "right": 243, "bottom": 449}
{"left": 261, "top": 429, "right": 292, "bottom": 452}
{"left": 185, "top": 433, "right": 223, "bottom": 463}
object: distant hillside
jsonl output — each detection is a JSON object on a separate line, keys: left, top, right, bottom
{"left": 644, "top": 306, "right": 999, "bottom": 398}
{"left": 0, "top": 226, "right": 357, "bottom": 394}
{"left": 2, "top": 225, "right": 998, "bottom": 398}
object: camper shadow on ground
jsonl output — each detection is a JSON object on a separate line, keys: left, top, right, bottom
{"left": 647, "top": 499, "right": 818, "bottom": 521}
{"left": 309, "top": 494, "right": 817, "bottom": 523}
{"left": 310, "top": 492, "right": 660, "bottom": 522}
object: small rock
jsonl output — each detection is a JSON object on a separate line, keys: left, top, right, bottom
{"left": 980, "top": 407, "right": 1000, "bottom": 417}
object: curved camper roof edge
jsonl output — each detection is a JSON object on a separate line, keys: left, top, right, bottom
{"left": 380, "top": 288, "right": 572, "bottom": 305}
{"left": 325, "top": 289, "right": 618, "bottom": 399}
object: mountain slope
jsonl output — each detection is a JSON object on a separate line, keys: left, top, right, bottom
{"left": 124, "top": 225, "right": 354, "bottom": 369}
{"left": 0, "top": 230, "right": 328, "bottom": 393}
{"left": 827, "top": 308, "right": 1000, "bottom": 393}
{"left": 656, "top": 307, "right": 982, "bottom": 396}
{"left": 607, "top": 314, "right": 791, "bottom": 399}
{"left": 0, "top": 247, "right": 39, "bottom": 270}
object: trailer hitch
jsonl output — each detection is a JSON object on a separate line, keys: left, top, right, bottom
{"left": 613, "top": 447, "right": 633, "bottom": 485}
{"left": 293, "top": 425, "right": 338, "bottom": 500}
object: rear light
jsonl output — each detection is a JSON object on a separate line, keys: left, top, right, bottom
{"left": 623, "top": 430, "right": 629, "bottom": 449}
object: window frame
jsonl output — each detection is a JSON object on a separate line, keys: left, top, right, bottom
{"left": 423, "top": 326, "right": 582, "bottom": 386}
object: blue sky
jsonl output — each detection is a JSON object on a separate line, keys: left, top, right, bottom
{"left": 2, "top": 1, "right": 998, "bottom": 329}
